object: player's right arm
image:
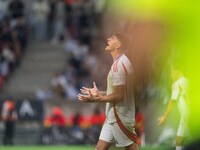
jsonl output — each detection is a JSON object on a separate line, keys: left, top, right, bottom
{"left": 158, "top": 80, "right": 180, "bottom": 125}
{"left": 80, "top": 82, "right": 107, "bottom": 96}
{"left": 158, "top": 100, "right": 176, "bottom": 125}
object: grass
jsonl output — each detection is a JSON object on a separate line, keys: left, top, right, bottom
{"left": 0, "top": 146, "right": 94, "bottom": 150}
{"left": 0, "top": 145, "right": 173, "bottom": 150}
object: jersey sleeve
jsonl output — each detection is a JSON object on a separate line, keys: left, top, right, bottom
{"left": 112, "top": 59, "right": 132, "bottom": 86}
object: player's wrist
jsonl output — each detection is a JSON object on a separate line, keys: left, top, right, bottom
{"left": 93, "top": 96, "right": 100, "bottom": 103}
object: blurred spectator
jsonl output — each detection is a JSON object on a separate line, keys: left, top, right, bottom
{"left": 67, "top": 8, "right": 81, "bottom": 39}
{"left": 36, "top": 88, "right": 53, "bottom": 101}
{"left": 0, "top": 15, "right": 28, "bottom": 92}
{"left": 1, "top": 42, "right": 16, "bottom": 70}
{"left": 64, "top": 79, "right": 79, "bottom": 100}
{"left": 79, "top": 9, "right": 93, "bottom": 46}
{"left": 51, "top": 0, "right": 67, "bottom": 43}
{"left": 51, "top": 71, "right": 67, "bottom": 97}
{"left": 68, "top": 111, "right": 87, "bottom": 144}
{"left": 0, "top": 20, "right": 13, "bottom": 77}
{"left": 68, "top": 111, "right": 86, "bottom": 128}
{"left": 69, "top": 40, "right": 89, "bottom": 66}
{"left": 86, "top": 107, "right": 106, "bottom": 144}
{"left": 13, "top": 17, "right": 27, "bottom": 50}
{"left": 64, "top": 0, "right": 73, "bottom": 14}
{"left": 0, "top": 72, "right": 4, "bottom": 89}
{"left": 1, "top": 98, "right": 18, "bottom": 145}
{"left": 8, "top": 0, "right": 25, "bottom": 28}
{"left": 44, "top": 106, "right": 66, "bottom": 127}
{"left": 0, "top": 0, "right": 8, "bottom": 23}
{"left": 0, "top": 53, "right": 10, "bottom": 79}
{"left": 92, "top": 0, "right": 106, "bottom": 27}
{"left": 51, "top": 69, "right": 80, "bottom": 100}
{"left": 47, "top": 0, "right": 56, "bottom": 40}
{"left": 64, "top": 37, "right": 79, "bottom": 53}
{"left": 11, "top": 29, "right": 22, "bottom": 64}
{"left": 32, "top": 0, "right": 50, "bottom": 41}
{"left": 88, "top": 107, "right": 105, "bottom": 127}
{"left": 42, "top": 106, "right": 67, "bottom": 144}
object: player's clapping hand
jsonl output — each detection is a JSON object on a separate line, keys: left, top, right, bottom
{"left": 77, "top": 82, "right": 99, "bottom": 102}
{"left": 80, "top": 82, "right": 99, "bottom": 96}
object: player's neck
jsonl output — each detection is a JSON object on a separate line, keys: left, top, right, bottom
{"left": 111, "top": 49, "right": 123, "bottom": 61}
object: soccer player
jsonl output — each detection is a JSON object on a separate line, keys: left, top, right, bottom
{"left": 158, "top": 67, "right": 189, "bottom": 150}
{"left": 77, "top": 32, "right": 138, "bottom": 150}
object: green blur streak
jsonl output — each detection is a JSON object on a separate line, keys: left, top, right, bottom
{"left": 108, "top": 0, "right": 200, "bottom": 141}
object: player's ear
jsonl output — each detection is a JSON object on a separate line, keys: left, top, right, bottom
{"left": 116, "top": 42, "right": 121, "bottom": 49}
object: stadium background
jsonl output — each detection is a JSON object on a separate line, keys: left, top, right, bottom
{"left": 0, "top": 0, "right": 200, "bottom": 149}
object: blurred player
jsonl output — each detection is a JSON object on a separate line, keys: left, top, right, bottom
{"left": 78, "top": 32, "right": 138, "bottom": 150}
{"left": 158, "top": 67, "right": 190, "bottom": 150}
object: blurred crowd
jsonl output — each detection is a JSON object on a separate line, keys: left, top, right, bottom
{"left": 0, "top": 0, "right": 108, "bottom": 100}
{"left": 0, "top": 0, "right": 28, "bottom": 91}
{"left": 42, "top": 106, "right": 106, "bottom": 144}
{"left": 41, "top": 106, "right": 145, "bottom": 145}
{"left": 48, "top": 46, "right": 109, "bottom": 101}
{"left": 29, "top": 0, "right": 106, "bottom": 42}
{"left": 30, "top": 0, "right": 109, "bottom": 101}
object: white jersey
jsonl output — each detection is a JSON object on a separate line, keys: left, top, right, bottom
{"left": 106, "top": 54, "right": 135, "bottom": 124}
{"left": 171, "top": 76, "right": 189, "bottom": 119}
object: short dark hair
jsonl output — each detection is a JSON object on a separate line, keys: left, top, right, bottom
{"left": 113, "top": 32, "right": 130, "bottom": 51}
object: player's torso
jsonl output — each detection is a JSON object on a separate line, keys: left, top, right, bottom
{"left": 106, "top": 54, "right": 135, "bottom": 124}
{"left": 173, "top": 77, "right": 189, "bottom": 118}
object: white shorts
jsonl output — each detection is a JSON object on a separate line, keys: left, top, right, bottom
{"left": 177, "top": 117, "right": 189, "bottom": 137}
{"left": 99, "top": 121, "right": 136, "bottom": 147}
